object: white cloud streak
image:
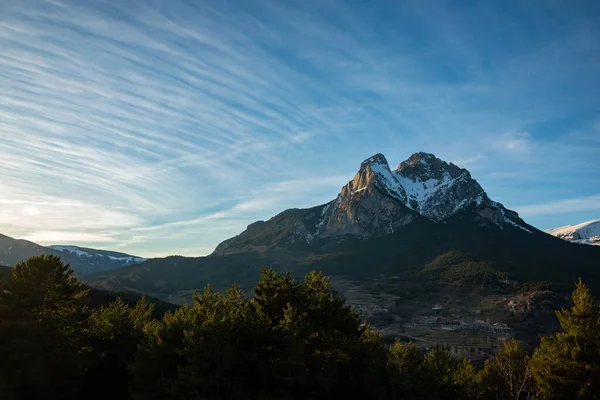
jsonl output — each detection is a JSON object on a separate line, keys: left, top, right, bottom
{"left": 0, "top": 0, "right": 599, "bottom": 255}
{"left": 515, "top": 195, "right": 600, "bottom": 217}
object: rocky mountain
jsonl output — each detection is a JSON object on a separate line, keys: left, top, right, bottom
{"left": 0, "top": 234, "right": 148, "bottom": 275}
{"left": 546, "top": 219, "right": 600, "bottom": 246}
{"left": 214, "top": 152, "right": 532, "bottom": 254}
{"left": 89, "top": 152, "right": 600, "bottom": 307}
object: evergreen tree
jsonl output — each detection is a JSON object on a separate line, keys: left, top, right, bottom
{"left": 0, "top": 255, "right": 89, "bottom": 400}
{"left": 132, "top": 270, "right": 388, "bottom": 400}
{"left": 422, "top": 346, "right": 464, "bottom": 398}
{"left": 0, "top": 254, "right": 88, "bottom": 322}
{"left": 387, "top": 342, "right": 469, "bottom": 399}
{"left": 254, "top": 269, "right": 388, "bottom": 399}
{"left": 530, "top": 279, "right": 600, "bottom": 399}
{"left": 132, "top": 284, "right": 277, "bottom": 400}
{"left": 453, "top": 358, "right": 481, "bottom": 399}
{"left": 85, "top": 297, "right": 154, "bottom": 400}
{"left": 388, "top": 342, "right": 427, "bottom": 399}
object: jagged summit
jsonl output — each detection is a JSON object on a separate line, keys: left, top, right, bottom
{"left": 361, "top": 153, "right": 389, "bottom": 167}
{"left": 397, "top": 152, "right": 466, "bottom": 181}
{"left": 213, "top": 152, "right": 533, "bottom": 254}
{"left": 398, "top": 152, "right": 437, "bottom": 169}
{"left": 347, "top": 152, "right": 490, "bottom": 222}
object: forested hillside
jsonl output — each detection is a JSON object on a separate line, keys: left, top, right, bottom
{"left": 1, "top": 255, "right": 599, "bottom": 399}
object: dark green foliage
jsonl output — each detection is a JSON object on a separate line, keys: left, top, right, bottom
{"left": 3, "top": 255, "right": 600, "bottom": 400}
{"left": 530, "top": 279, "right": 600, "bottom": 399}
{"left": 0, "top": 256, "right": 159, "bottom": 400}
{"left": 84, "top": 297, "right": 154, "bottom": 400}
{"left": 387, "top": 342, "right": 477, "bottom": 399}
{"left": 132, "top": 286, "right": 277, "bottom": 400}
{"left": 0, "top": 255, "right": 90, "bottom": 399}
{"left": 388, "top": 342, "right": 426, "bottom": 397}
{"left": 132, "top": 269, "right": 388, "bottom": 400}
{"left": 419, "top": 251, "right": 508, "bottom": 284}
{"left": 0, "top": 254, "right": 89, "bottom": 321}
{"left": 0, "top": 265, "right": 12, "bottom": 281}
{"left": 518, "top": 281, "right": 552, "bottom": 293}
{"left": 88, "top": 287, "right": 178, "bottom": 318}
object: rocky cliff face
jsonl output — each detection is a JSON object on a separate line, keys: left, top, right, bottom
{"left": 213, "top": 152, "right": 532, "bottom": 254}
{"left": 317, "top": 154, "right": 417, "bottom": 239}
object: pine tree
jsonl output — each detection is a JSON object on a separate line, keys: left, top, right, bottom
{"left": 387, "top": 341, "right": 426, "bottom": 399}
{"left": 387, "top": 342, "right": 468, "bottom": 399}
{"left": 453, "top": 358, "right": 480, "bottom": 398}
{"left": 85, "top": 297, "right": 154, "bottom": 400}
{"left": 530, "top": 279, "right": 600, "bottom": 399}
{"left": 131, "top": 269, "right": 388, "bottom": 400}
{"left": 0, "top": 254, "right": 88, "bottom": 322}
{"left": 0, "top": 255, "right": 90, "bottom": 399}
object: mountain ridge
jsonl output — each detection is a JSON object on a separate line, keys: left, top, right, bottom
{"left": 0, "top": 234, "right": 148, "bottom": 275}
{"left": 546, "top": 219, "right": 600, "bottom": 246}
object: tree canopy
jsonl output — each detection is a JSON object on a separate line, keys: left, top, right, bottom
{"left": 0, "top": 256, "right": 598, "bottom": 400}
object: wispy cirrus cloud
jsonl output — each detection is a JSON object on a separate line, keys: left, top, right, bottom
{"left": 515, "top": 195, "right": 600, "bottom": 217}
{"left": 1, "top": 0, "right": 599, "bottom": 255}
{"left": 495, "top": 132, "right": 534, "bottom": 154}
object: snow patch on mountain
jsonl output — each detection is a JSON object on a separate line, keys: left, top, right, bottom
{"left": 48, "top": 245, "right": 149, "bottom": 264}
{"left": 49, "top": 246, "right": 91, "bottom": 257}
{"left": 394, "top": 171, "right": 453, "bottom": 212}
{"left": 504, "top": 214, "right": 533, "bottom": 233}
{"left": 546, "top": 219, "right": 600, "bottom": 246}
{"left": 367, "top": 157, "right": 406, "bottom": 202}
{"left": 108, "top": 255, "right": 149, "bottom": 263}
{"left": 399, "top": 173, "right": 451, "bottom": 202}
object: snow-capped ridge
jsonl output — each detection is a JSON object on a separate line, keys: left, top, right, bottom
{"left": 48, "top": 245, "right": 149, "bottom": 264}
{"left": 346, "top": 152, "right": 529, "bottom": 228}
{"left": 48, "top": 245, "right": 91, "bottom": 257}
{"left": 546, "top": 219, "right": 600, "bottom": 246}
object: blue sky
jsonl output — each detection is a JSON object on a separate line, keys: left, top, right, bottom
{"left": 0, "top": 0, "right": 599, "bottom": 257}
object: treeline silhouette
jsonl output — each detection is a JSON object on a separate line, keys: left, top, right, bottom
{"left": 0, "top": 255, "right": 598, "bottom": 399}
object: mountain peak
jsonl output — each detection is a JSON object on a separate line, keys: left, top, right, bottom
{"left": 350, "top": 152, "right": 404, "bottom": 202}
{"left": 360, "top": 153, "right": 389, "bottom": 168}
{"left": 397, "top": 152, "right": 466, "bottom": 181}
{"left": 402, "top": 152, "right": 437, "bottom": 167}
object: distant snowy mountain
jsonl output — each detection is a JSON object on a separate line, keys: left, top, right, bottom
{"left": 0, "top": 233, "right": 149, "bottom": 275}
{"left": 48, "top": 245, "right": 148, "bottom": 263}
{"left": 48, "top": 245, "right": 148, "bottom": 268}
{"left": 546, "top": 219, "right": 600, "bottom": 246}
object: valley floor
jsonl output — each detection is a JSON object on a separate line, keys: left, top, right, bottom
{"left": 331, "top": 276, "right": 565, "bottom": 360}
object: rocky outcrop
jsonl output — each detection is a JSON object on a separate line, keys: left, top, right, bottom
{"left": 318, "top": 154, "right": 415, "bottom": 238}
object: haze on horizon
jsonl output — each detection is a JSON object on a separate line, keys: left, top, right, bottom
{"left": 1, "top": 0, "right": 599, "bottom": 257}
